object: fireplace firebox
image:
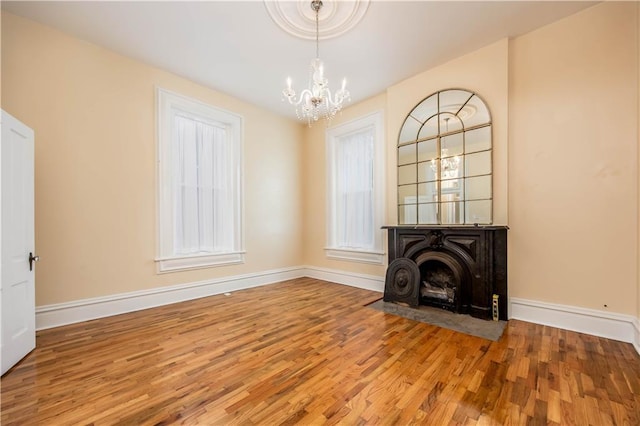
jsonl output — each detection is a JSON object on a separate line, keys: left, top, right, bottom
{"left": 383, "top": 226, "right": 508, "bottom": 321}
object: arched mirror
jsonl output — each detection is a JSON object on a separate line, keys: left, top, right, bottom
{"left": 397, "top": 89, "right": 492, "bottom": 225}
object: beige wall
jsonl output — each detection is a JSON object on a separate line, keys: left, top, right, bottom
{"left": 509, "top": 2, "right": 638, "bottom": 315}
{"left": 3, "top": 3, "right": 640, "bottom": 323}
{"left": 304, "top": 2, "right": 640, "bottom": 319}
{"left": 302, "top": 93, "right": 388, "bottom": 277}
{"left": 386, "top": 39, "right": 509, "bottom": 225}
{"left": 302, "top": 40, "right": 508, "bottom": 276}
{"left": 1, "top": 13, "right": 304, "bottom": 306}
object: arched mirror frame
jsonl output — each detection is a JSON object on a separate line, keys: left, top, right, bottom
{"left": 397, "top": 89, "right": 493, "bottom": 225}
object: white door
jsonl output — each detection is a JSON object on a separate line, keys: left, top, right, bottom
{"left": 1, "top": 110, "right": 36, "bottom": 376}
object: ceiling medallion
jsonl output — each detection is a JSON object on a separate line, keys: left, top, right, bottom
{"left": 264, "top": 0, "right": 369, "bottom": 40}
{"left": 425, "top": 104, "right": 478, "bottom": 128}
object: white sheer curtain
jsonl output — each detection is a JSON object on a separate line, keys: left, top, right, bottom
{"left": 174, "top": 115, "right": 230, "bottom": 255}
{"left": 335, "top": 129, "right": 374, "bottom": 249}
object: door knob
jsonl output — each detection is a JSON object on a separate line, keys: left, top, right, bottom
{"left": 29, "top": 252, "right": 39, "bottom": 271}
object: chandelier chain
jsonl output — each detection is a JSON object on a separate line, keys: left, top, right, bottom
{"left": 315, "top": 2, "right": 319, "bottom": 59}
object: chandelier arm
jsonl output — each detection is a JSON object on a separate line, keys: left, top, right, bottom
{"left": 285, "top": 88, "right": 315, "bottom": 107}
{"left": 320, "top": 87, "right": 336, "bottom": 106}
{"left": 320, "top": 87, "right": 349, "bottom": 108}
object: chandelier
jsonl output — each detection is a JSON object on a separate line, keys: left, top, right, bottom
{"left": 430, "top": 118, "right": 460, "bottom": 179}
{"left": 430, "top": 149, "right": 461, "bottom": 179}
{"left": 282, "top": 0, "right": 350, "bottom": 126}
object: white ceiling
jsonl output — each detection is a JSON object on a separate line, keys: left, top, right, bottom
{"left": 2, "top": 1, "right": 596, "bottom": 121}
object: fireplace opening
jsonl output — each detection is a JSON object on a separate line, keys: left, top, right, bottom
{"left": 420, "top": 260, "right": 457, "bottom": 308}
{"left": 415, "top": 250, "right": 467, "bottom": 313}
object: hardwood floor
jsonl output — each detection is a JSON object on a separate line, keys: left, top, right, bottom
{"left": 1, "top": 278, "right": 639, "bottom": 425}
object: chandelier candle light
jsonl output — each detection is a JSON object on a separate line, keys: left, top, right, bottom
{"left": 282, "top": 0, "right": 350, "bottom": 125}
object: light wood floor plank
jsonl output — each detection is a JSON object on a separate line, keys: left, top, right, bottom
{"left": 1, "top": 278, "right": 639, "bottom": 425}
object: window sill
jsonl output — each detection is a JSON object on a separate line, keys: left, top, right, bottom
{"left": 324, "top": 247, "right": 385, "bottom": 265}
{"left": 155, "top": 251, "right": 245, "bottom": 273}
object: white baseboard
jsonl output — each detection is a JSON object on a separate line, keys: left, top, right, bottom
{"left": 633, "top": 318, "right": 640, "bottom": 355}
{"left": 35, "top": 265, "right": 382, "bottom": 331}
{"left": 36, "top": 267, "right": 305, "bottom": 331}
{"left": 35, "top": 266, "right": 640, "bottom": 358}
{"left": 302, "top": 265, "right": 384, "bottom": 293}
{"left": 510, "top": 297, "right": 639, "bottom": 351}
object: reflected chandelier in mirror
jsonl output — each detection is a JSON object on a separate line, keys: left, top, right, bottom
{"left": 397, "top": 89, "right": 492, "bottom": 225}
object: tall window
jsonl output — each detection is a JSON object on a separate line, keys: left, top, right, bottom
{"left": 326, "top": 111, "right": 385, "bottom": 264}
{"left": 397, "top": 89, "right": 492, "bottom": 225}
{"left": 156, "top": 88, "right": 243, "bottom": 272}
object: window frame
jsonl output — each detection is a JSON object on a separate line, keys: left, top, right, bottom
{"left": 325, "top": 111, "right": 385, "bottom": 264}
{"left": 155, "top": 87, "right": 244, "bottom": 273}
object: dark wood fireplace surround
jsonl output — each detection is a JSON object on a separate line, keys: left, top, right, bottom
{"left": 383, "top": 226, "right": 508, "bottom": 321}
